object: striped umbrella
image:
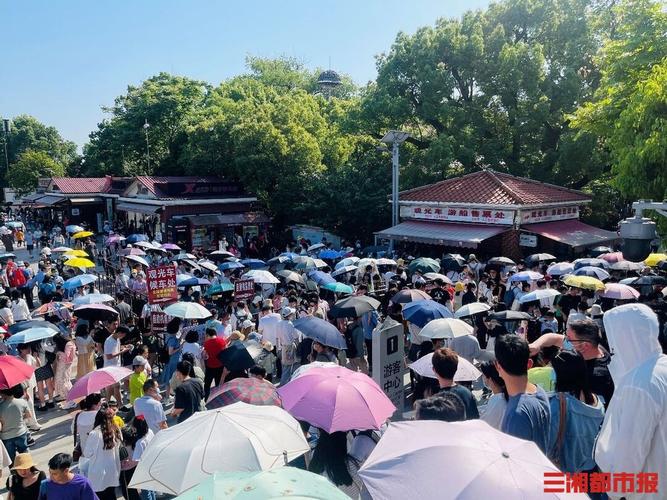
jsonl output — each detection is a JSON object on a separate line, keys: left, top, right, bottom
{"left": 206, "top": 378, "right": 281, "bottom": 410}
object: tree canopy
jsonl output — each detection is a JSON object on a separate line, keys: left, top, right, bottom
{"left": 6, "top": 150, "right": 65, "bottom": 195}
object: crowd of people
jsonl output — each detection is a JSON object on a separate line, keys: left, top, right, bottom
{"left": 0, "top": 215, "right": 665, "bottom": 499}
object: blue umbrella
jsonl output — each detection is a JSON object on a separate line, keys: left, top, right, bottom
{"left": 8, "top": 320, "right": 60, "bottom": 335}
{"left": 126, "top": 234, "right": 148, "bottom": 244}
{"left": 308, "top": 270, "right": 335, "bottom": 286}
{"left": 319, "top": 249, "right": 341, "bottom": 260}
{"left": 573, "top": 266, "right": 611, "bottom": 281}
{"left": 573, "top": 258, "right": 608, "bottom": 270}
{"left": 7, "top": 327, "right": 58, "bottom": 345}
{"left": 179, "top": 277, "right": 212, "bottom": 287}
{"left": 219, "top": 261, "right": 244, "bottom": 271}
{"left": 402, "top": 299, "right": 453, "bottom": 328}
{"left": 323, "top": 282, "right": 354, "bottom": 294}
{"left": 65, "top": 225, "right": 84, "bottom": 233}
{"left": 63, "top": 274, "right": 98, "bottom": 290}
{"left": 205, "top": 283, "right": 234, "bottom": 296}
{"left": 241, "top": 259, "right": 267, "bottom": 269}
{"left": 293, "top": 316, "right": 347, "bottom": 349}
{"left": 279, "top": 252, "right": 300, "bottom": 260}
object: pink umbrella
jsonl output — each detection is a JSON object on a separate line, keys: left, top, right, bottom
{"left": 119, "top": 247, "right": 147, "bottom": 256}
{"left": 277, "top": 366, "right": 396, "bottom": 433}
{"left": 106, "top": 235, "right": 126, "bottom": 244}
{"left": 68, "top": 366, "right": 132, "bottom": 401}
{"left": 599, "top": 283, "right": 640, "bottom": 300}
{"left": 599, "top": 252, "right": 624, "bottom": 263}
{"left": 0, "top": 356, "right": 35, "bottom": 390}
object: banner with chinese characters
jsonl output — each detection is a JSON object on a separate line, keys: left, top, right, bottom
{"left": 520, "top": 206, "right": 579, "bottom": 224}
{"left": 150, "top": 311, "right": 169, "bottom": 333}
{"left": 234, "top": 278, "right": 255, "bottom": 301}
{"left": 402, "top": 205, "right": 515, "bottom": 225}
{"left": 146, "top": 264, "right": 178, "bottom": 305}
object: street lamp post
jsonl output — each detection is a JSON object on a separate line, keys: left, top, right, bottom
{"left": 2, "top": 119, "right": 10, "bottom": 174}
{"left": 143, "top": 119, "right": 151, "bottom": 171}
{"left": 381, "top": 130, "right": 410, "bottom": 255}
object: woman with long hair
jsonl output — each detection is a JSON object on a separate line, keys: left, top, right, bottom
{"left": 548, "top": 350, "right": 605, "bottom": 473}
{"left": 53, "top": 334, "right": 76, "bottom": 408}
{"left": 82, "top": 407, "right": 122, "bottom": 500}
{"left": 32, "top": 340, "right": 56, "bottom": 412}
{"left": 121, "top": 416, "right": 155, "bottom": 500}
{"left": 162, "top": 318, "right": 182, "bottom": 402}
{"left": 309, "top": 430, "right": 363, "bottom": 498}
{"left": 74, "top": 323, "right": 95, "bottom": 378}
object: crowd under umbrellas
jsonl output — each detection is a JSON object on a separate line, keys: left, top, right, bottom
{"left": 0, "top": 225, "right": 666, "bottom": 499}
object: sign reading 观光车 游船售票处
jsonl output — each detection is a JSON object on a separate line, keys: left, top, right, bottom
{"left": 372, "top": 318, "right": 405, "bottom": 421}
{"left": 402, "top": 205, "right": 515, "bottom": 225}
{"left": 146, "top": 264, "right": 178, "bottom": 305}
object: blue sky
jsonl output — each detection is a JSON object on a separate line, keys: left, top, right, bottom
{"left": 2, "top": 0, "right": 490, "bottom": 148}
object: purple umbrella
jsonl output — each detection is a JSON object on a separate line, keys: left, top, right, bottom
{"left": 161, "top": 243, "right": 181, "bottom": 251}
{"left": 278, "top": 366, "right": 396, "bottom": 433}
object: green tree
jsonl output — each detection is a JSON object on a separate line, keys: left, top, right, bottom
{"left": 572, "top": 0, "right": 667, "bottom": 200}
{"left": 6, "top": 150, "right": 65, "bottom": 195}
{"left": 84, "top": 73, "right": 211, "bottom": 175}
{"left": 0, "top": 114, "right": 77, "bottom": 168}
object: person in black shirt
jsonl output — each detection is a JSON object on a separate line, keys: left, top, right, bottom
{"left": 558, "top": 288, "right": 582, "bottom": 319}
{"left": 429, "top": 279, "right": 451, "bottom": 307}
{"left": 171, "top": 360, "right": 205, "bottom": 423}
{"left": 430, "top": 347, "right": 479, "bottom": 419}
{"left": 461, "top": 283, "right": 477, "bottom": 306}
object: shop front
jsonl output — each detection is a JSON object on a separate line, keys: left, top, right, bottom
{"left": 376, "top": 169, "right": 618, "bottom": 260}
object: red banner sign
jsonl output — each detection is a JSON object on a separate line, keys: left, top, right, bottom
{"left": 146, "top": 264, "right": 178, "bottom": 305}
{"left": 234, "top": 278, "right": 255, "bottom": 301}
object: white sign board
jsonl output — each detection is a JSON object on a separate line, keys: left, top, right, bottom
{"left": 519, "top": 233, "right": 538, "bottom": 247}
{"left": 402, "top": 205, "right": 514, "bottom": 225}
{"left": 372, "top": 318, "right": 405, "bottom": 420}
{"left": 519, "top": 206, "right": 579, "bottom": 224}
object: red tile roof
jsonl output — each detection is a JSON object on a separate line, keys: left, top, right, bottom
{"left": 51, "top": 177, "right": 112, "bottom": 194}
{"left": 134, "top": 176, "right": 222, "bottom": 197}
{"left": 399, "top": 170, "right": 590, "bottom": 206}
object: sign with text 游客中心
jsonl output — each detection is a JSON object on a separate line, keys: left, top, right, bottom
{"left": 372, "top": 318, "right": 405, "bottom": 420}
{"left": 234, "top": 278, "right": 255, "bottom": 301}
{"left": 146, "top": 264, "right": 178, "bottom": 305}
{"left": 402, "top": 205, "right": 515, "bottom": 225}
{"left": 519, "top": 206, "right": 579, "bottom": 224}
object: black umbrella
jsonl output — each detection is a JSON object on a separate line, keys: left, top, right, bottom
{"left": 8, "top": 320, "right": 60, "bottom": 335}
{"left": 330, "top": 295, "right": 381, "bottom": 318}
{"left": 218, "top": 343, "right": 255, "bottom": 372}
{"left": 657, "top": 261, "right": 667, "bottom": 272}
{"left": 72, "top": 304, "right": 119, "bottom": 322}
{"left": 441, "top": 257, "right": 466, "bottom": 272}
{"left": 293, "top": 316, "right": 346, "bottom": 349}
{"left": 525, "top": 253, "right": 556, "bottom": 266}
{"left": 488, "top": 257, "right": 516, "bottom": 266}
{"left": 488, "top": 311, "right": 533, "bottom": 321}
{"left": 628, "top": 275, "right": 666, "bottom": 286}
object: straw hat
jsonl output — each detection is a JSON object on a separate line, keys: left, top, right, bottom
{"left": 228, "top": 330, "right": 246, "bottom": 342}
{"left": 262, "top": 340, "right": 274, "bottom": 352}
{"left": 11, "top": 453, "right": 36, "bottom": 470}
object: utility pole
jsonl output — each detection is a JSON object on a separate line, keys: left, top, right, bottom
{"left": 380, "top": 130, "right": 410, "bottom": 255}
{"left": 2, "top": 119, "right": 9, "bottom": 174}
{"left": 143, "top": 119, "right": 151, "bottom": 172}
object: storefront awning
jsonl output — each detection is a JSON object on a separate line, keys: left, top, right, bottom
{"left": 522, "top": 219, "right": 619, "bottom": 248}
{"left": 189, "top": 215, "right": 224, "bottom": 226}
{"left": 19, "top": 193, "right": 45, "bottom": 204}
{"left": 37, "top": 195, "right": 66, "bottom": 206}
{"left": 375, "top": 221, "right": 508, "bottom": 248}
{"left": 116, "top": 202, "right": 160, "bottom": 215}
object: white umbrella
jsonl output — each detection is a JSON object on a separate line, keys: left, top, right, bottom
{"left": 609, "top": 261, "right": 645, "bottom": 272}
{"left": 518, "top": 289, "right": 561, "bottom": 304}
{"left": 423, "top": 273, "right": 453, "bottom": 284}
{"left": 128, "top": 403, "right": 310, "bottom": 496}
{"left": 276, "top": 270, "right": 304, "bottom": 284}
{"left": 198, "top": 260, "right": 219, "bottom": 273}
{"left": 125, "top": 255, "right": 149, "bottom": 267}
{"left": 508, "top": 271, "right": 544, "bottom": 282}
{"left": 243, "top": 270, "right": 280, "bottom": 284}
{"left": 134, "top": 241, "right": 157, "bottom": 249}
{"left": 419, "top": 318, "right": 474, "bottom": 339}
{"left": 359, "top": 420, "right": 585, "bottom": 500}
{"left": 546, "top": 262, "right": 574, "bottom": 276}
{"left": 72, "top": 293, "right": 114, "bottom": 305}
{"left": 163, "top": 301, "right": 211, "bottom": 319}
{"left": 331, "top": 265, "right": 358, "bottom": 277}
{"left": 408, "top": 353, "right": 481, "bottom": 382}
{"left": 335, "top": 257, "right": 360, "bottom": 270}
{"left": 376, "top": 258, "right": 397, "bottom": 266}
{"left": 454, "top": 302, "right": 491, "bottom": 319}
{"left": 307, "top": 243, "right": 326, "bottom": 253}
{"left": 356, "top": 258, "right": 377, "bottom": 270}
{"left": 312, "top": 258, "right": 328, "bottom": 269}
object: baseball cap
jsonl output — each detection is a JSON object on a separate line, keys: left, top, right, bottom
{"left": 281, "top": 306, "right": 296, "bottom": 318}
{"left": 132, "top": 355, "right": 147, "bottom": 367}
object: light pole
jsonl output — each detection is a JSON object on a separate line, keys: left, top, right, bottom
{"left": 2, "top": 119, "right": 10, "bottom": 174}
{"left": 380, "top": 130, "right": 410, "bottom": 254}
{"left": 143, "top": 119, "right": 151, "bottom": 171}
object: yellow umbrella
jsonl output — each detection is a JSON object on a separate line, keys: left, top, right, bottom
{"left": 564, "top": 275, "right": 605, "bottom": 291}
{"left": 644, "top": 253, "right": 667, "bottom": 267}
{"left": 72, "top": 231, "right": 94, "bottom": 239}
{"left": 64, "top": 258, "right": 96, "bottom": 268}
{"left": 64, "top": 249, "right": 89, "bottom": 257}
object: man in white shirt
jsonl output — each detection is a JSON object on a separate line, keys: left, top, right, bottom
{"left": 257, "top": 304, "right": 281, "bottom": 346}
{"left": 276, "top": 307, "right": 302, "bottom": 385}
{"left": 104, "top": 325, "right": 130, "bottom": 403}
{"left": 134, "top": 378, "right": 168, "bottom": 434}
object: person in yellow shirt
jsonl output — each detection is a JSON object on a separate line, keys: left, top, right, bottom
{"left": 129, "top": 356, "right": 148, "bottom": 405}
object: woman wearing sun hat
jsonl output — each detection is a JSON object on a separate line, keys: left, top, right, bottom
{"left": 6, "top": 452, "right": 45, "bottom": 500}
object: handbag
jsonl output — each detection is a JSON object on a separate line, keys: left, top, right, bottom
{"left": 72, "top": 412, "right": 82, "bottom": 461}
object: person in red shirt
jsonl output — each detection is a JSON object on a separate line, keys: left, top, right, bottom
{"left": 202, "top": 327, "right": 228, "bottom": 400}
